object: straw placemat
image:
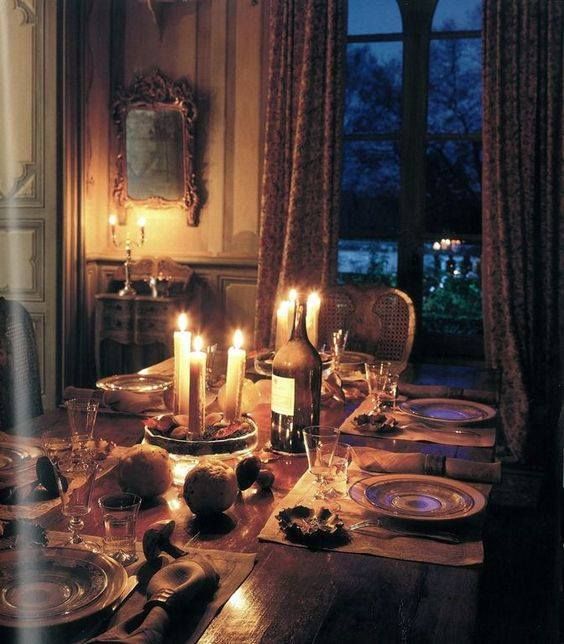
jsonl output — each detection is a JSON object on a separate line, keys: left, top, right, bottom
{"left": 339, "top": 397, "right": 496, "bottom": 447}
{"left": 258, "top": 467, "right": 489, "bottom": 567}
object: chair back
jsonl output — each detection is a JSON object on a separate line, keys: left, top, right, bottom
{"left": 318, "top": 285, "right": 416, "bottom": 372}
{"left": 0, "top": 297, "right": 43, "bottom": 431}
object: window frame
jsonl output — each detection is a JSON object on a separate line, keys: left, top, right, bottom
{"left": 342, "top": 0, "right": 483, "bottom": 359}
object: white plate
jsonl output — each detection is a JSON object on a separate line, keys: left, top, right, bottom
{"left": 398, "top": 398, "right": 496, "bottom": 424}
{"left": 349, "top": 474, "right": 486, "bottom": 522}
{"left": 96, "top": 373, "right": 172, "bottom": 393}
{"left": 0, "top": 547, "right": 128, "bottom": 629}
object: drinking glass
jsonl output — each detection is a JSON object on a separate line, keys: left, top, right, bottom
{"left": 324, "top": 443, "right": 352, "bottom": 498}
{"left": 56, "top": 452, "right": 98, "bottom": 550}
{"left": 41, "top": 430, "right": 72, "bottom": 465}
{"left": 380, "top": 372, "right": 400, "bottom": 411}
{"left": 330, "top": 329, "right": 349, "bottom": 373}
{"left": 98, "top": 493, "right": 142, "bottom": 565}
{"left": 66, "top": 398, "right": 99, "bottom": 451}
{"left": 365, "top": 363, "right": 390, "bottom": 414}
{"left": 303, "top": 426, "right": 341, "bottom": 501}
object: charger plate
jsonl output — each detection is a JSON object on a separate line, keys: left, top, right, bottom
{"left": 349, "top": 474, "right": 486, "bottom": 522}
{"left": 398, "top": 398, "right": 496, "bottom": 424}
{"left": 0, "top": 547, "right": 127, "bottom": 629}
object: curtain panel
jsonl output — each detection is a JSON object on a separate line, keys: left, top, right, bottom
{"left": 482, "top": 0, "right": 562, "bottom": 463}
{"left": 254, "top": 0, "right": 347, "bottom": 349}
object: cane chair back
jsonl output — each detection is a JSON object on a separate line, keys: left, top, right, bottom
{"left": 0, "top": 297, "right": 43, "bottom": 431}
{"left": 318, "top": 285, "right": 416, "bottom": 372}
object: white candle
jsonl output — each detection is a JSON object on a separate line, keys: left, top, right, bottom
{"left": 108, "top": 214, "right": 117, "bottom": 241}
{"left": 275, "top": 300, "right": 291, "bottom": 350}
{"left": 188, "top": 336, "right": 206, "bottom": 436}
{"left": 174, "top": 314, "right": 191, "bottom": 415}
{"left": 306, "top": 291, "right": 321, "bottom": 348}
{"left": 224, "top": 330, "right": 246, "bottom": 422}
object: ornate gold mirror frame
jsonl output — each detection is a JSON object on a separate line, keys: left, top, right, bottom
{"left": 112, "top": 69, "right": 200, "bottom": 225}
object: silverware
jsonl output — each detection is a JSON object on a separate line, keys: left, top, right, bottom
{"left": 398, "top": 422, "right": 481, "bottom": 438}
{"left": 348, "top": 519, "right": 461, "bottom": 544}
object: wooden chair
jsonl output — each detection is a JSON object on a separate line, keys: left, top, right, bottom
{"left": 0, "top": 297, "right": 43, "bottom": 431}
{"left": 318, "top": 284, "right": 416, "bottom": 372}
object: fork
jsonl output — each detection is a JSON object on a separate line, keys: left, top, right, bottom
{"left": 348, "top": 519, "right": 461, "bottom": 544}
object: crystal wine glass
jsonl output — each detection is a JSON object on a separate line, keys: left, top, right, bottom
{"left": 364, "top": 362, "right": 391, "bottom": 414}
{"left": 66, "top": 398, "right": 99, "bottom": 451}
{"left": 330, "top": 329, "right": 349, "bottom": 374}
{"left": 56, "top": 452, "right": 99, "bottom": 550}
{"left": 303, "top": 426, "right": 341, "bottom": 501}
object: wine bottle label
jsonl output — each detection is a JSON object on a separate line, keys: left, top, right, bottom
{"left": 271, "top": 374, "right": 295, "bottom": 415}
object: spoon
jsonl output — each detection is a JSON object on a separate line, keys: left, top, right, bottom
{"left": 348, "top": 519, "right": 461, "bottom": 544}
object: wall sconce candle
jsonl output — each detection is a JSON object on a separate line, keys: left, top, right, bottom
{"left": 275, "top": 300, "right": 291, "bottom": 350}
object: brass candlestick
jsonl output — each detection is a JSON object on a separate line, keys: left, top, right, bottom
{"left": 110, "top": 216, "right": 146, "bottom": 297}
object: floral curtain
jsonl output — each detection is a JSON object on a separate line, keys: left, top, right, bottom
{"left": 482, "top": 0, "right": 562, "bottom": 463}
{"left": 254, "top": 0, "right": 347, "bottom": 348}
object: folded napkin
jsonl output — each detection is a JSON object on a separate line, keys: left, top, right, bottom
{"left": 352, "top": 446, "right": 501, "bottom": 484}
{"left": 89, "top": 554, "right": 219, "bottom": 643}
{"left": 398, "top": 382, "right": 497, "bottom": 405}
{"left": 63, "top": 387, "right": 166, "bottom": 415}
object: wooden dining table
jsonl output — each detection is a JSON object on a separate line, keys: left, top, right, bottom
{"left": 1, "top": 358, "right": 510, "bottom": 644}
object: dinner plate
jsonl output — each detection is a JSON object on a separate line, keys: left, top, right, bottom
{"left": 0, "top": 443, "right": 43, "bottom": 481}
{"left": 349, "top": 474, "right": 486, "bottom": 522}
{"left": 0, "top": 547, "right": 128, "bottom": 629}
{"left": 96, "top": 373, "right": 172, "bottom": 393}
{"left": 398, "top": 398, "right": 496, "bottom": 424}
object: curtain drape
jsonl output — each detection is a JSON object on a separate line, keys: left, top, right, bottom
{"left": 254, "top": 0, "right": 347, "bottom": 349}
{"left": 482, "top": 0, "right": 562, "bottom": 463}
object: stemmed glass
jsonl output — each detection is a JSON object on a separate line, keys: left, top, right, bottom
{"left": 66, "top": 398, "right": 99, "bottom": 451}
{"left": 330, "top": 329, "right": 349, "bottom": 374}
{"left": 303, "top": 426, "right": 341, "bottom": 502}
{"left": 56, "top": 452, "right": 99, "bottom": 550}
{"left": 365, "top": 362, "right": 391, "bottom": 414}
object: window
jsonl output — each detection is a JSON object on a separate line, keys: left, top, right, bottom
{"left": 340, "top": 0, "right": 483, "bottom": 358}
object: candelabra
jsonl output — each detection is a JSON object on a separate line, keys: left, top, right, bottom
{"left": 109, "top": 215, "right": 146, "bottom": 297}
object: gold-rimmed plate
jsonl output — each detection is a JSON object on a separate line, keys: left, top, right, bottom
{"left": 398, "top": 398, "right": 496, "bottom": 424}
{"left": 0, "top": 443, "right": 43, "bottom": 482}
{"left": 96, "top": 374, "right": 172, "bottom": 393}
{"left": 0, "top": 547, "right": 128, "bottom": 629}
{"left": 349, "top": 474, "right": 486, "bottom": 522}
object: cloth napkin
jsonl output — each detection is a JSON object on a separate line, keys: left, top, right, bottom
{"left": 352, "top": 446, "right": 501, "bottom": 484}
{"left": 63, "top": 387, "right": 166, "bottom": 415}
{"left": 397, "top": 382, "right": 497, "bottom": 404}
{"left": 89, "top": 554, "right": 219, "bottom": 643}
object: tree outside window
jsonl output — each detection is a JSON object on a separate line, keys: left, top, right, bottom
{"left": 340, "top": 0, "right": 483, "bottom": 358}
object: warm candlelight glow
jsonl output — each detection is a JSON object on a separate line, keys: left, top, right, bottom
{"left": 233, "top": 329, "right": 244, "bottom": 350}
{"left": 194, "top": 336, "right": 204, "bottom": 352}
{"left": 108, "top": 214, "right": 118, "bottom": 227}
{"left": 288, "top": 288, "right": 298, "bottom": 303}
{"left": 178, "top": 313, "right": 188, "bottom": 332}
{"left": 137, "top": 217, "right": 146, "bottom": 228}
{"left": 306, "top": 291, "right": 321, "bottom": 348}
{"left": 224, "top": 329, "right": 246, "bottom": 422}
{"left": 188, "top": 337, "right": 206, "bottom": 436}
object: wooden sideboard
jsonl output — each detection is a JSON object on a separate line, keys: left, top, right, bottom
{"left": 95, "top": 294, "right": 183, "bottom": 378}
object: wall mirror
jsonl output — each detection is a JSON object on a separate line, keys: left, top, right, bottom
{"left": 112, "top": 69, "right": 200, "bottom": 225}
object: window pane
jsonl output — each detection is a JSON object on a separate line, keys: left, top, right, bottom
{"left": 338, "top": 239, "right": 398, "bottom": 285}
{"left": 428, "top": 38, "right": 481, "bottom": 134}
{"left": 348, "top": 0, "right": 402, "bottom": 35}
{"left": 422, "top": 240, "right": 483, "bottom": 335}
{"left": 425, "top": 140, "right": 482, "bottom": 235}
{"left": 432, "top": 0, "right": 482, "bottom": 32}
{"left": 341, "top": 141, "right": 400, "bottom": 238}
{"left": 345, "top": 43, "right": 403, "bottom": 135}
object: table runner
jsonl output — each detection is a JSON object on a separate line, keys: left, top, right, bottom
{"left": 258, "top": 467, "right": 489, "bottom": 567}
{"left": 339, "top": 397, "right": 496, "bottom": 447}
{"left": 21, "top": 531, "right": 256, "bottom": 644}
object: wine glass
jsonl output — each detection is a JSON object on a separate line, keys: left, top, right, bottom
{"left": 330, "top": 329, "right": 349, "bottom": 374}
{"left": 303, "top": 426, "right": 341, "bottom": 501}
{"left": 364, "top": 363, "right": 390, "bottom": 414}
{"left": 56, "top": 452, "right": 99, "bottom": 550}
{"left": 66, "top": 398, "right": 99, "bottom": 451}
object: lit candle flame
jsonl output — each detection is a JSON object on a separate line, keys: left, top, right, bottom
{"left": 233, "top": 329, "right": 243, "bottom": 349}
{"left": 108, "top": 214, "right": 118, "bottom": 226}
{"left": 137, "top": 217, "right": 146, "bottom": 228}
{"left": 307, "top": 291, "right": 320, "bottom": 307}
{"left": 194, "top": 336, "right": 204, "bottom": 352}
{"left": 288, "top": 288, "right": 298, "bottom": 303}
{"left": 177, "top": 313, "right": 188, "bottom": 332}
